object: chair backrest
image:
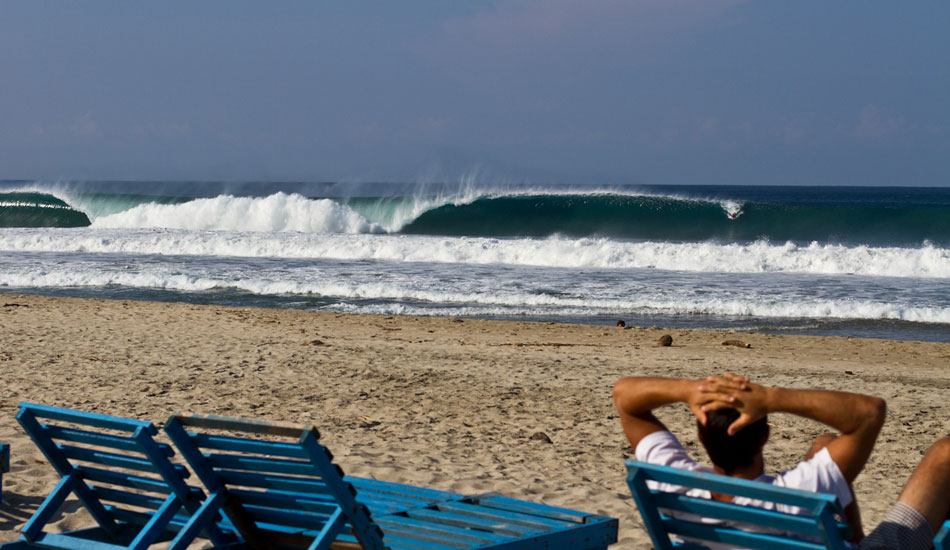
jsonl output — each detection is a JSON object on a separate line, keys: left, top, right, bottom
{"left": 15, "top": 402, "right": 210, "bottom": 547}
{"left": 626, "top": 460, "right": 851, "bottom": 550}
{"left": 164, "top": 413, "right": 386, "bottom": 550}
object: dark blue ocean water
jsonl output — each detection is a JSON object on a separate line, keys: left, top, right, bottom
{"left": 1, "top": 180, "right": 948, "bottom": 342}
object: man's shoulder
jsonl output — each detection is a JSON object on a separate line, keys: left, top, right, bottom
{"left": 636, "top": 430, "right": 704, "bottom": 471}
{"left": 768, "top": 448, "right": 853, "bottom": 507}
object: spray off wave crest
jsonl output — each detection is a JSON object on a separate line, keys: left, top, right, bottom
{"left": 92, "top": 192, "right": 385, "bottom": 234}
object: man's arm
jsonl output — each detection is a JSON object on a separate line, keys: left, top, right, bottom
{"left": 612, "top": 376, "right": 743, "bottom": 451}
{"left": 720, "top": 383, "right": 886, "bottom": 483}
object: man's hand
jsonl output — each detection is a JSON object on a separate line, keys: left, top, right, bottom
{"left": 689, "top": 373, "right": 751, "bottom": 427}
{"left": 704, "top": 376, "right": 773, "bottom": 435}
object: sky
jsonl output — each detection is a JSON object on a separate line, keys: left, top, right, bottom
{"left": 1, "top": 1, "right": 948, "bottom": 186}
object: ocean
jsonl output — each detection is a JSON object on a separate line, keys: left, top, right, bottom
{"left": 1, "top": 180, "right": 948, "bottom": 342}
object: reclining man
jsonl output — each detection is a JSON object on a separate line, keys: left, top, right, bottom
{"left": 613, "top": 374, "right": 950, "bottom": 550}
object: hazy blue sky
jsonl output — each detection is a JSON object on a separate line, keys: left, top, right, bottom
{"left": 2, "top": 2, "right": 948, "bottom": 186}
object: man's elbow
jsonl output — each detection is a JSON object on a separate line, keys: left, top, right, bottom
{"left": 863, "top": 396, "right": 887, "bottom": 432}
{"left": 612, "top": 378, "right": 630, "bottom": 408}
{"left": 613, "top": 377, "right": 640, "bottom": 412}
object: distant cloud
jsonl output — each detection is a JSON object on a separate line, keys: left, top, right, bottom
{"left": 440, "top": 0, "right": 744, "bottom": 49}
{"left": 426, "top": 0, "right": 746, "bottom": 87}
{"left": 69, "top": 112, "right": 100, "bottom": 138}
{"left": 29, "top": 112, "right": 101, "bottom": 140}
{"left": 853, "top": 105, "right": 905, "bottom": 140}
{"left": 693, "top": 116, "right": 720, "bottom": 141}
{"left": 782, "top": 118, "right": 807, "bottom": 145}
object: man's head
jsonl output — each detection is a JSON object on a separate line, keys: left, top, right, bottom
{"left": 697, "top": 408, "right": 769, "bottom": 474}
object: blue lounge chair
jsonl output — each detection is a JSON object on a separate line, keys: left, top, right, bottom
{"left": 166, "top": 413, "right": 619, "bottom": 549}
{"left": 1, "top": 442, "right": 9, "bottom": 503}
{"left": 2, "top": 403, "right": 233, "bottom": 550}
{"left": 625, "top": 460, "right": 852, "bottom": 550}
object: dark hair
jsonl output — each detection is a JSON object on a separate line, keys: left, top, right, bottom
{"left": 696, "top": 408, "right": 769, "bottom": 474}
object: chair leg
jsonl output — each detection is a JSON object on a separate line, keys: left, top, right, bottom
{"left": 309, "top": 508, "right": 346, "bottom": 550}
{"left": 167, "top": 489, "right": 229, "bottom": 550}
{"left": 128, "top": 494, "right": 183, "bottom": 550}
{"left": 22, "top": 475, "right": 77, "bottom": 541}
{"left": 0, "top": 442, "right": 9, "bottom": 505}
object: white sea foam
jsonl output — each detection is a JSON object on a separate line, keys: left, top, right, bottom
{"left": 3, "top": 261, "right": 949, "bottom": 324}
{"left": 89, "top": 192, "right": 384, "bottom": 234}
{"left": 1, "top": 229, "right": 948, "bottom": 279}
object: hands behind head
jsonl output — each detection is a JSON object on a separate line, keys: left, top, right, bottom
{"left": 690, "top": 373, "right": 769, "bottom": 435}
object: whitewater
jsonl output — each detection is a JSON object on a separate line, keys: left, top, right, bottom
{"left": 1, "top": 181, "right": 949, "bottom": 341}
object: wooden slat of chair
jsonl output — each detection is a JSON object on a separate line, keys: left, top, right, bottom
{"left": 626, "top": 460, "right": 850, "bottom": 550}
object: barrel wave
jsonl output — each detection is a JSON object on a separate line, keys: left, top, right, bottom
{"left": 401, "top": 193, "right": 950, "bottom": 246}
{"left": 0, "top": 192, "right": 91, "bottom": 228}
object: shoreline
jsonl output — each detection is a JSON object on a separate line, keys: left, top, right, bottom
{"left": 2, "top": 293, "right": 949, "bottom": 546}
{"left": 4, "top": 289, "right": 948, "bottom": 345}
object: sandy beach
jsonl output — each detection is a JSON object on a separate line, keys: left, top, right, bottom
{"left": 1, "top": 293, "right": 949, "bottom": 547}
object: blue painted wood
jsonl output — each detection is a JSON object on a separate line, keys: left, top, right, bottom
{"left": 3, "top": 403, "right": 233, "bottom": 550}
{"left": 626, "top": 460, "right": 851, "bottom": 550}
{"left": 467, "top": 494, "right": 591, "bottom": 524}
{"left": 80, "top": 465, "right": 176, "bottom": 494}
{"left": 19, "top": 532, "right": 129, "bottom": 550}
{"left": 652, "top": 492, "right": 828, "bottom": 535}
{"left": 347, "top": 476, "right": 460, "bottom": 502}
{"left": 934, "top": 519, "right": 950, "bottom": 550}
{"left": 635, "top": 462, "right": 841, "bottom": 511}
{"left": 127, "top": 495, "right": 183, "bottom": 550}
{"left": 1, "top": 442, "right": 10, "bottom": 473}
{"left": 202, "top": 452, "right": 319, "bottom": 476}
{"left": 164, "top": 414, "right": 387, "bottom": 550}
{"left": 228, "top": 488, "right": 340, "bottom": 515}
{"left": 191, "top": 431, "right": 308, "bottom": 458}
{"left": 165, "top": 413, "right": 619, "bottom": 550}
{"left": 22, "top": 475, "right": 82, "bottom": 541}
{"left": 168, "top": 490, "right": 230, "bottom": 550}
{"left": 0, "top": 442, "right": 9, "bottom": 503}
{"left": 373, "top": 514, "right": 507, "bottom": 546}
{"left": 348, "top": 477, "right": 465, "bottom": 516}
{"left": 240, "top": 503, "right": 339, "bottom": 530}
{"left": 663, "top": 517, "right": 827, "bottom": 550}
{"left": 436, "top": 500, "right": 574, "bottom": 531}
{"left": 20, "top": 403, "right": 156, "bottom": 434}
{"left": 215, "top": 469, "right": 335, "bottom": 494}
{"left": 41, "top": 425, "right": 174, "bottom": 456}
{"left": 628, "top": 468, "right": 676, "bottom": 550}
{"left": 59, "top": 444, "right": 166, "bottom": 473}
{"left": 297, "top": 428, "right": 385, "bottom": 548}
{"left": 309, "top": 507, "right": 346, "bottom": 550}
{"left": 400, "top": 507, "right": 535, "bottom": 538}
